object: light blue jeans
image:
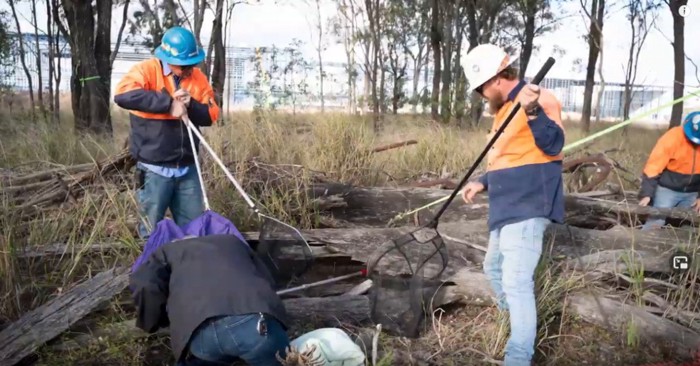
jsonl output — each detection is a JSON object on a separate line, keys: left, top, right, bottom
{"left": 136, "top": 165, "right": 204, "bottom": 238}
{"left": 642, "top": 185, "right": 697, "bottom": 230}
{"left": 483, "top": 217, "right": 550, "bottom": 366}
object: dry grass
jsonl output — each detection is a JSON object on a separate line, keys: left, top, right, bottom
{"left": 0, "top": 108, "right": 685, "bottom": 365}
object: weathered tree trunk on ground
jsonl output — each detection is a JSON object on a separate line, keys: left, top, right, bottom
{"left": 0, "top": 267, "right": 130, "bottom": 366}
{"left": 568, "top": 292, "right": 700, "bottom": 359}
{"left": 49, "top": 295, "right": 371, "bottom": 353}
{"left": 6, "top": 220, "right": 698, "bottom": 362}
{"left": 304, "top": 183, "right": 699, "bottom": 228}
{"left": 19, "top": 219, "right": 695, "bottom": 280}
{"left": 436, "top": 269, "right": 700, "bottom": 360}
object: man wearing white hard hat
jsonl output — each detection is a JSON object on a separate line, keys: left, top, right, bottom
{"left": 460, "top": 44, "right": 565, "bottom": 366}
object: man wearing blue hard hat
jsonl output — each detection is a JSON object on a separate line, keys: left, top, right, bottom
{"left": 114, "top": 26, "right": 220, "bottom": 239}
{"left": 638, "top": 111, "right": 700, "bottom": 229}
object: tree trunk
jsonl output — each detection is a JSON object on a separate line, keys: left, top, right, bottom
{"left": 30, "top": 0, "right": 44, "bottom": 118}
{"left": 668, "top": 0, "right": 687, "bottom": 128}
{"left": 366, "top": 0, "right": 381, "bottom": 130}
{"left": 45, "top": 0, "right": 56, "bottom": 123}
{"left": 340, "top": 0, "right": 358, "bottom": 114}
{"left": 452, "top": 16, "right": 466, "bottom": 126}
{"left": 623, "top": 13, "right": 635, "bottom": 120}
{"left": 429, "top": 0, "right": 441, "bottom": 121}
{"left": 465, "top": 0, "right": 483, "bottom": 126}
{"left": 315, "top": 0, "right": 325, "bottom": 113}
{"left": 63, "top": 0, "right": 113, "bottom": 135}
{"left": 581, "top": 0, "right": 604, "bottom": 133}
{"left": 8, "top": 0, "right": 35, "bottom": 120}
{"left": 379, "top": 50, "right": 386, "bottom": 115}
{"left": 594, "top": 33, "right": 605, "bottom": 123}
{"left": 51, "top": 0, "right": 63, "bottom": 121}
{"left": 210, "top": 0, "right": 226, "bottom": 107}
{"left": 439, "top": 1, "right": 453, "bottom": 124}
{"left": 193, "top": 0, "right": 207, "bottom": 44}
{"left": 411, "top": 48, "right": 423, "bottom": 114}
{"left": 519, "top": 9, "right": 536, "bottom": 79}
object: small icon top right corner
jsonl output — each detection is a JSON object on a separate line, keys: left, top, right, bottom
{"left": 679, "top": 4, "right": 691, "bottom": 18}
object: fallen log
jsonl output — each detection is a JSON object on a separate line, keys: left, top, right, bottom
{"left": 0, "top": 267, "right": 130, "bottom": 366}
{"left": 565, "top": 195, "right": 700, "bottom": 226}
{"left": 49, "top": 295, "right": 372, "bottom": 353}
{"left": 436, "top": 269, "right": 700, "bottom": 361}
{"left": 8, "top": 225, "right": 697, "bottom": 361}
{"left": 308, "top": 183, "right": 491, "bottom": 226}
{"left": 20, "top": 220, "right": 695, "bottom": 278}
{"left": 568, "top": 291, "right": 700, "bottom": 360}
{"left": 308, "top": 183, "right": 698, "bottom": 228}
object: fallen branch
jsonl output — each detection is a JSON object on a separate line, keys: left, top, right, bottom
{"left": 642, "top": 292, "right": 700, "bottom": 332}
{"left": 3, "top": 149, "right": 135, "bottom": 217}
{"left": 370, "top": 140, "right": 418, "bottom": 154}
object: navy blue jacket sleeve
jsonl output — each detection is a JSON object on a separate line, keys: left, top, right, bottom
{"left": 528, "top": 109, "right": 565, "bottom": 156}
{"left": 187, "top": 99, "right": 214, "bottom": 127}
{"left": 113, "top": 63, "right": 173, "bottom": 114}
{"left": 478, "top": 173, "right": 489, "bottom": 190}
{"left": 129, "top": 249, "right": 171, "bottom": 333}
{"left": 114, "top": 90, "right": 173, "bottom": 114}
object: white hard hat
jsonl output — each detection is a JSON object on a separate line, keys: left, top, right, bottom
{"left": 462, "top": 44, "right": 519, "bottom": 93}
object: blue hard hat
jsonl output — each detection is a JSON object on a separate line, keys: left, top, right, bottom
{"left": 154, "top": 27, "right": 205, "bottom": 66}
{"left": 683, "top": 111, "right": 700, "bottom": 145}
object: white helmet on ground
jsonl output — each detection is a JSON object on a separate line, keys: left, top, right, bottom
{"left": 462, "top": 44, "right": 519, "bottom": 93}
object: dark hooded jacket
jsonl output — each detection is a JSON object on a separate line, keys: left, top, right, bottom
{"left": 129, "top": 234, "right": 289, "bottom": 362}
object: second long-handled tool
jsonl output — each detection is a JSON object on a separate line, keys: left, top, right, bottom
{"left": 263, "top": 57, "right": 558, "bottom": 301}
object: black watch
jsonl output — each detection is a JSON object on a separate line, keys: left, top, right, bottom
{"left": 526, "top": 104, "right": 541, "bottom": 116}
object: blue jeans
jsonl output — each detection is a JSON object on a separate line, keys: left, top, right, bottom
{"left": 642, "top": 185, "right": 697, "bottom": 230}
{"left": 483, "top": 217, "right": 550, "bottom": 366}
{"left": 136, "top": 165, "right": 204, "bottom": 238}
{"left": 177, "top": 314, "right": 290, "bottom": 366}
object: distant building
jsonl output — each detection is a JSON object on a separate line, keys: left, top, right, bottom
{"left": 2, "top": 33, "right": 678, "bottom": 126}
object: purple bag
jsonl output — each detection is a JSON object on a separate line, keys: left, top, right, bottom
{"left": 131, "top": 210, "right": 249, "bottom": 273}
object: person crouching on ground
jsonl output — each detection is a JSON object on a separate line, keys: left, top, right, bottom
{"left": 459, "top": 44, "right": 566, "bottom": 366}
{"left": 113, "top": 26, "right": 220, "bottom": 239}
{"left": 638, "top": 111, "right": 700, "bottom": 230}
{"left": 129, "top": 234, "right": 291, "bottom": 365}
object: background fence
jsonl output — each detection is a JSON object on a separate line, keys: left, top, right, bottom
{"left": 0, "top": 32, "right": 678, "bottom": 125}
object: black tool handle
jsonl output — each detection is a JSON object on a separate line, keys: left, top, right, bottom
{"left": 427, "top": 57, "right": 556, "bottom": 228}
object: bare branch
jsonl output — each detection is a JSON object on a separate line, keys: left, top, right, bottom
{"left": 111, "top": 0, "right": 130, "bottom": 67}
